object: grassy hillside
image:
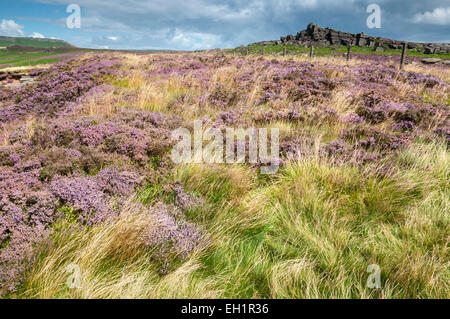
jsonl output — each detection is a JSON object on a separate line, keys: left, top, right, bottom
{"left": 0, "top": 52, "right": 449, "bottom": 299}
{"left": 0, "top": 36, "right": 74, "bottom": 49}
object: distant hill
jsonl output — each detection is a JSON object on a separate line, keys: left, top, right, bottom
{"left": 0, "top": 36, "right": 75, "bottom": 49}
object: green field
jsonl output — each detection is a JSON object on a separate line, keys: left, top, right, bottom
{"left": 0, "top": 49, "right": 63, "bottom": 68}
{"left": 0, "top": 47, "right": 102, "bottom": 69}
{"left": 0, "top": 36, "right": 80, "bottom": 68}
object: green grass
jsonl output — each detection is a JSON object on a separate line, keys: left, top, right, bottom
{"left": 0, "top": 50, "right": 61, "bottom": 68}
{"left": 231, "top": 44, "right": 450, "bottom": 59}
{"left": 172, "top": 141, "right": 449, "bottom": 298}
{"left": 0, "top": 49, "right": 94, "bottom": 69}
{"left": 13, "top": 140, "right": 448, "bottom": 299}
{"left": 0, "top": 53, "right": 61, "bottom": 64}
{"left": 12, "top": 58, "right": 62, "bottom": 68}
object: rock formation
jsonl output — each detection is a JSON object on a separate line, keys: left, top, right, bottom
{"left": 252, "top": 22, "right": 450, "bottom": 54}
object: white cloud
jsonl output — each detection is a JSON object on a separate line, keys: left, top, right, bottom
{"left": 168, "top": 29, "right": 221, "bottom": 50}
{"left": 30, "top": 32, "right": 45, "bottom": 38}
{"left": 412, "top": 7, "right": 450, "bottom": 25}
{"left": 107, "top": 36, "right": 118, "bottom": 41}
{"left": 31, "top": 0, "right": 450, "bottom": 48}
{"left": 0, "top": 19, "right": 25, "bottom": 37}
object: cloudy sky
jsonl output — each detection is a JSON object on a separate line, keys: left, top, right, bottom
{"left": 0, "top": 0, "right": 449, "bottom": 50}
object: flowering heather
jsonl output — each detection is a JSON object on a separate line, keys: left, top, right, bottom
{"left": 141, "top": 202, "right": 206, "bottom": 273}
{"left": 171, "top": 181, "right": 203, "bottom": 211}
{"left": 0, "top": 55, "right": 185, "bottom": 293}
{"left": 0, "top": 55, "right": 119, "bottom": 122}
{"left": 254, "top": 108, "right": 304, "bottom": 124}
{"left": 0, "top": 50, "right": 449, "bottom": 298}
{"left": 50, "top": 176, "right": 114, "bottom": 226}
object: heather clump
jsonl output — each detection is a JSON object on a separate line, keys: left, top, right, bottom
{"left": 342, "top": 113, "right": 365, "bottom": 124}
{"left": 17, "top": 111, "right": 180, "bottom": 176}
{"left": 96, "top": 168, "right": 143, "bottom": 196}
{"left": 207, "top": 83, "right": 239, "bottom": 109}
{"left": 0, "top": 223, "right": 51, "bottom": 295}
{"left": 0, "top": 164, "right": 144, "bottom": 293}
{"left": 50, "top": 176, "right": 114, "bottom": 226}
{"left": 0, "top": 55, "right": 120, "bottom": 122}
{"left": 0, "top": 66, "right": 180, "bottom": 294}
{"left": 171, "top": 181, "right": 203, "bottom": 211}
{"left": 355, "top": 65, "right": 397, "bottom": 87}
{"left": 279, "top": 137, "right": 315, "bottom": 158}
{"left": 0, "top": 166, "right": 57, "bottom": 294}
{"left": 399, "top": 71, "right": 445, "bottom": 88}
{"left": 141, "top": 202, "right": 206, "bottom": 273}
{"left": 342, "top": 125, "right": 410, "bottom": 152}
{"left": 50, "top": 168, "right": 142, "bottom": 225}
{"left": 215, "top": 110, "right": 240, "bottom": 126}
{"left": 254, "top": 109, "right": 304, "bottom": 124}
{"left": 354, "top": 90, "right": 439, "bottom": 137}
{"left": 434, "top": 126, "right": 450, "bottom": 146}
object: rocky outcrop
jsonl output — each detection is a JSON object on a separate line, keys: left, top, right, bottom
{"left": 252, "top": 22, "right": 450, "bottom": 54}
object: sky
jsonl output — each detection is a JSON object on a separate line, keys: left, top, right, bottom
{"left": 0, "top": 0, "right": 449, "bottom": 50}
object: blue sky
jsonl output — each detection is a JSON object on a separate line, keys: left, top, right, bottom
{"left": 1, "top": 0, "right": 449, "bottom": 50}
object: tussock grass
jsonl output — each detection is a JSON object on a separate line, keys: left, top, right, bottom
{"left": 10, "top": 50, "right": 449, "bottom": 299}
{"left": 15, "top": 140, "right": 449, "bottom": 299}
{"left": 17, "top": 200, "right": 216, "bottom": 299}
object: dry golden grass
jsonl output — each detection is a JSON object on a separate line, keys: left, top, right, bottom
{"left": 0, "top": 65, "right": 51, "bottom": 73}
{"left": 267, "top": 54, "right": 373, "bottom": 68}
{"left": 20, "top": 200, "right": 216, "bottom": 299}
{"left": 82, "top": 89, "right": 121, "bottom": 116}
{"left": 404, "top": 63, "right": 450, "bottom": 83}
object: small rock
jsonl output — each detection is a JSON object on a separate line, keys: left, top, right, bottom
{"left": 19, "top": 76, "right": 35, "bottom": 84}
{"left": 421, "top": 58, "right": 442, "bottom": 64}
{"left": 5, "top": 83, "right": 22, "bottom": 88}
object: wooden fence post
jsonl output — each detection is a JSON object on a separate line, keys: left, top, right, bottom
{"left": 309, "top": 45, "right": 314, "bottom": 58}
{"left": 246, "top": 47, "right": 249, "bottom": 56}
{"left": 283, "top": 46, "right": 287, "bottom": 57}
{"left": 347, "top": 44, "right": 351, "bottom": 61}
{"left": 400, "top": 43, "right": 407, "bottom": 70}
